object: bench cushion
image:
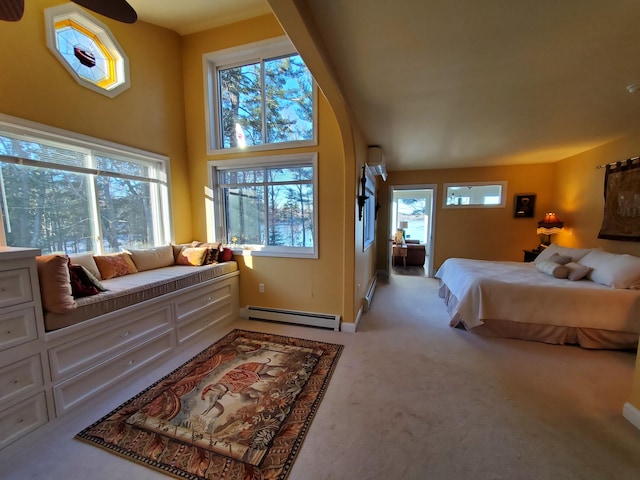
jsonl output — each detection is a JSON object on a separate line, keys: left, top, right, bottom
{"left": 44, "top": 262, "right": 238, "bottom": 331}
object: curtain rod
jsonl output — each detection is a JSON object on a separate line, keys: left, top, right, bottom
{"left": 595, "top": 156, "right": 640, "bottom": 169}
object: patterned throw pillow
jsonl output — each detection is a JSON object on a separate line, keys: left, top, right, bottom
{"left": 192, "top": 242, "right": 222, "bottom": 264}
{"left": 93, "top": 253, "right": 138, "bottom": 280}
{"left": 69, "top": 264, "right": 106, "bottom": 298}
{"left": 176, "top": 247, "right": 209, "bottom": 266}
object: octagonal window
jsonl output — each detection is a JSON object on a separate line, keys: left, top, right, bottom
{"left": 45, "top": 4, "right": 130, "bottom": 98}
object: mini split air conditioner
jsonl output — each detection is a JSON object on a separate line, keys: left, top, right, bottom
{"left": 367, "top": 146, "right": 387, "bottom": 181}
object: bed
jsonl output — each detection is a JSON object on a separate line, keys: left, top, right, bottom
{"left": 435, "top": 245, "right": 640, "bottom": 349}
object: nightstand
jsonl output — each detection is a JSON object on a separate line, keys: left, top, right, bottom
{"left": 522, "top": 249, "right": 541, "bottom": 262}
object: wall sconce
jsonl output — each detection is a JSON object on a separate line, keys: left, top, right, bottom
{"left": 357, "top": 165, "right": 369, "bottom": 221}
{"left": 537, "top": 212, "right": 564, "bottom": 246}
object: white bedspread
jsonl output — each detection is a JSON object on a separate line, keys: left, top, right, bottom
{"left": 435, "top": 258, "right": 640, "bottom": 333}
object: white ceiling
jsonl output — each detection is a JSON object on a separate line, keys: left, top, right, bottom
{"left": 130, "top": 0, "right": 640, "bottom": 171}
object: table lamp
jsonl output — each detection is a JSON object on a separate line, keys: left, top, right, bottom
{"left": 537, "top": 212, "right": 564, "bottom": 247}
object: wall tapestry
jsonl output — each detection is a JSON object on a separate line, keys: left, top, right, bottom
{"left": 598, "top": 159, "right": 640, "bottom": 241}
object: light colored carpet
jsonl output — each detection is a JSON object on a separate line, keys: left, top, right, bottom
{"left": 1, "top": 274, "right": 639, "bottom": 479}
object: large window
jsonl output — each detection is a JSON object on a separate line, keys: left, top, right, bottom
{"left": 204, "top": 37, "right": 317, "bottom": 154}
{"left": 0, "top": 115, "right": 171, "bottom": 254}
{"left": 210, "top": 154, "right": 317, "bottom": 258}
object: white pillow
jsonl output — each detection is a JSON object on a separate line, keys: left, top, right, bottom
{"left": 534, "top": 244, "right": 593, "bottom": 265}
{"left": 68, "top": 253, "right": 102, "bottom": 280}
{"left": 123, "top": 246, "right": 175, "bottom": 271}
{"left": 535, "top": 259, "right": 569, "bottom": 279}
{"left": 564, "top": 262, "right": 592, "bottom": 281}
{"left": 548, "top": 253, "right": 571, "bottom": 265}
{"left": 578, "top": 250, "right": 640, "bottom": 289}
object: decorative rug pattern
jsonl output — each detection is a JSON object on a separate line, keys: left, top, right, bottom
{"left": 77, "top": 329, "right": 343, "bottom": 479}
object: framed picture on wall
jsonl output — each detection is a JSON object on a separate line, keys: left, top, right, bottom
{"left": 514, "top": 194, "right": 536, "bottom": 218}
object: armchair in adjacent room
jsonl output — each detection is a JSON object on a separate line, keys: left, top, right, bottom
{"left": 393, "top": 239, "right": 426, "bottom": 267}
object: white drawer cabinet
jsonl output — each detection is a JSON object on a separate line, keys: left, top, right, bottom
{"left": 175, "top": 281, "right": 232, "bottom": 321}
{"left": 0, "top": 306, "right": 38, "bottom": 352}
{"left": 175, "top": 280, "right": 235, "bottom": 344}
{"left": 0, "top": 392, "right": 48, "bottom": 450}
{"left": 0, "top": 268, "right": 32, "bottom": 309}
{"left": 0, "top": 256, "right": 239, "bottom": 448}
{"left": 0, "top": 355, "right": 44, "bottom": 405}
{"left": 49, "top": 304, "right": 173, "bottom": 381}
{"left": 0, "top": 247, "right": 50, "bottom": 450}
{"left": 53, "top": 330, "right": 174, "bottom": 414}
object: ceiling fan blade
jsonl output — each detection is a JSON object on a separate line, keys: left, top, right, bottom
{"left": 0, "top": 0, "right": 24, "bottom": 22}
{"left": 71, "top": 0, "right": 137, "bottom": 23}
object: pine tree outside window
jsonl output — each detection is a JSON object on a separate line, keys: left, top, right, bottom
{"left": 0, "top": 115, "right": 171, "bottom": 254}
{"left": 204, "top": 37, "right": 317, "bottom": 153}
{"left": 209, "top": 153, "right": 317, "bottom": 259}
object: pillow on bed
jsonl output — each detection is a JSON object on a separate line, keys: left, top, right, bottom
{"left": 578, "top": 250, "right": 640, "bottom": 289}
{"left": 564, "top": 262, "right": 592, "bottom": 281}
{"left": 548, "top": 253, "right": 571, "bottom": 265}
{"left": 535, "top": 259, "right": 569, "bottom": 279}
{"left": 534, "top": 244, "right": 593, "bottom": 265}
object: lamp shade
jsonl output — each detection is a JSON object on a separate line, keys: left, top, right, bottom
{"left": 537, "top": 212, "right": 564, "bottom": 235}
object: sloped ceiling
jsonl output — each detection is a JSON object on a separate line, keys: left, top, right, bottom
{"left": 130, "top": 0, "right": 271, "bottom": 35}
{"left": 131, "top": 0, "right": 640, "bottom": 171}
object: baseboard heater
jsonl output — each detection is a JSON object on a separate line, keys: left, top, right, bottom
{"left": 363, "top": 275, "right": 377, "bottom": 312}
{"left": 245, "top": 306, "right": 341, "bottom": 331}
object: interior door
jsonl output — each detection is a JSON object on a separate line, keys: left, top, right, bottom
{"left": 390, "top": 185, "right": 436, "bottom": 276}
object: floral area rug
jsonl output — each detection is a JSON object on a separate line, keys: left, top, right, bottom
{"left": 77, "top": 329, "right": 343, "bottom": 479}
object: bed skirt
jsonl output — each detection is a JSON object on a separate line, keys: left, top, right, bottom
{"left": 439, "top": 284, "right": 639, "bottom": 350}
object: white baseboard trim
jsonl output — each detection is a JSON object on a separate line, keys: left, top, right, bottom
{"left": 341, "top": 306, "right": 363, "bottom": 333}
{"left": 623, "top": 402, "right": 640, "bottom": 431}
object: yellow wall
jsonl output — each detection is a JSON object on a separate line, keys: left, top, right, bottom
{"left": 0, "top": 0, "right": 192, "bottom": 242}
{"left": 267, "top": 0, "right": 371, "bottom": 325}
{"left": 553, "top": 129, "right": 640, "bottom": 412}
{"left": 555, "top": 130, "right": 640, "bottom": 256}
{"left": 181, "top": 15, "right": 348, "bottom": 319}
{"left": 378, "top": 163, "right": 557, "bottom": 270}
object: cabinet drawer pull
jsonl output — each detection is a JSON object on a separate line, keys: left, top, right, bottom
{"left": 120, "top": 330, "right": 131, "bottom": 338}
{"left": 12, "top": 378, "right": 19, "bottom": 384}
{"left": 17, "top": 417, "right": 24, "bottom": 424}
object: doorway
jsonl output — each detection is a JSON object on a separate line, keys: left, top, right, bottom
{"left": 390, "top": 185, "right": 436, "bottom": 276}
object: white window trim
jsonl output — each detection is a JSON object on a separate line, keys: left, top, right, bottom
{"left": 442, "top": 181, "right": 507, "bottom": 209}
{"left": 208, "top": 153, "right": 318, "bottom": 259}
{"left": 0, "top": 113, "right": 173, "bottom": 251}
{"left": 202, "top": 36, "right": 318, "bottom": 155}
{"left": 44, "top": 4, "right": 130, "bottom": 98}
{"left": 363, "top": 168, "right": 376, "bottom": 251}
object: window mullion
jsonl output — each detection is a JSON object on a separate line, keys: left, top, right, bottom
{"left": 86, "top": 153, "right": 103, "bottom": 254}
{"left": 263, "top": 170, "right": 270, "bottom": 247}
{"left": 260, "top": 58, "right": 266, "bottom": 145}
